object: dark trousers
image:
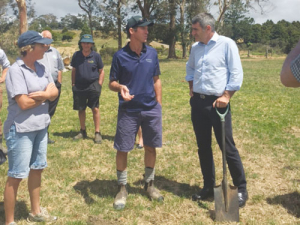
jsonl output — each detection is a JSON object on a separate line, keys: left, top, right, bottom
{"left": 49, "top": 81, "right": 61, "bottom": 118}
{"left": 190, "top": 93, "right": 247, "bottom": 192}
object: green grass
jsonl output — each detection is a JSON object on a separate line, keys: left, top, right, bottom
{"left": 0, "top": 57, "right": 299, "bottom": 224}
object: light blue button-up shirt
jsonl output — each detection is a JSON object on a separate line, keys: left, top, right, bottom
{"left": 186, "top": 32, "right": 243, "bottom": 96}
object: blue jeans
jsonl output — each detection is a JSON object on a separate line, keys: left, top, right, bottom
{"left": 5, "top": 124, "right": 48, "bottom": 179}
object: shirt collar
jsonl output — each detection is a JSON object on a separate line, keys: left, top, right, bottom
{"left": 80, "top": 50, "right": 94, "bottom": 58}
{"left": 46, "top": 46, "right": 53, "bottom": 52}
{"left": 124, "top": 42, "right": 147, "bottom": 55}
{"left": 198, "top": 32, "right": 219, "bottom": 46}
{"left": 16, "top": 57, "right": 41, "bottom": 72}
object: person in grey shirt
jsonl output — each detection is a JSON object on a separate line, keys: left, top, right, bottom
{"left": 38, "top": 30, "right": 64, "bottom": 144}
{"left": 3, "top": 30, "right": 58, "bottom": 225}
{"left": 0, "top": 49, "right": 10, "bottom": 159}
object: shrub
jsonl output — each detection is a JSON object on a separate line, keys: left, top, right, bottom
{"left": 62, "top": 31, "right": 76, "bottom": 42}
{"left": 99, "top": 47, "right": 118, "bottom": 63}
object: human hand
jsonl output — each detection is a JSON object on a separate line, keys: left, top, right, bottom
{"left": 189, "top": 87, "right": 193, "bottom": 97}
{"left": 120, "top": 85, "right": 134, "bottom": 101}
{"left": 0, "top": 77, "right": 5, "bottom": 83}
{"left": 213, "top": 95, "right": 230, "bottom": 108}
{"left": 28, "top": 91, "right": 47, "bottom": 101}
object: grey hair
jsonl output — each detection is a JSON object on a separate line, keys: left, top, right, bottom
{"left": 192, "top": 13, "right": 215, "bottom": 32}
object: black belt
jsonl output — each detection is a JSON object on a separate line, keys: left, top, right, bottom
{"left": 193, "top": 92, "right": 218, "bottom": 99}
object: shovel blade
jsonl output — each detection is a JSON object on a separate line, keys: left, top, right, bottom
{"left": 214, "top": 184, "right": 239, "bottom": 222}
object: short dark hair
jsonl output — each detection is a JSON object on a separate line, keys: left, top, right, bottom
{"left": 127, "top": 27, "right": 138, "bottom": 39}
{"left": 192, "top": 13, "right": 215, "bottom": 32}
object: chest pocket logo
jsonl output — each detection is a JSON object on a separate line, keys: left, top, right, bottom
{"left": 88, "top": 60, "right": 94, "bottom": 64}
{"left": 146, "top": 59, "right": 152, "bottom": 63}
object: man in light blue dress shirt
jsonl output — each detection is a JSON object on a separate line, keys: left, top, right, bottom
{"left": 186, "top": 12, "right": 248, "bottom": 208}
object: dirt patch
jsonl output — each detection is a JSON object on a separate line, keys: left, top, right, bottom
{"left": 55, "top": 46, "right": 76, "bottom": 58}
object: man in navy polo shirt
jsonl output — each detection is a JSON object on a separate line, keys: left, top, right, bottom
{"left": 109, "top": 15, "right": 163, "bottom": 210}
{"left": 71, "top": 34, "right": 104, "bottom": 144}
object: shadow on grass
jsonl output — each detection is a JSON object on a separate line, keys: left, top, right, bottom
{"left": 266, "top": 191, "right": 300, "bottom": 218}
{"left": 73, "top": 179, "right": 142, "bottom": 205}
{"left": 74, "top": 176, "right": 210, "bottom": 205}
{"left": 53, "top": 131, "right": 115, "bottom": 141}
{"left": 133, "top": 175, "right": 201, "bottom": 199}
{"left": 0, "top": 200, "right": 29, "bottom": 223}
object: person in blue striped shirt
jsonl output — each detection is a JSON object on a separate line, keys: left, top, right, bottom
{"left": 281, "top": 40, "right": 300, "bottom": 87}
{"left": 185, "top": 12, "right": 248, "bottom": 208}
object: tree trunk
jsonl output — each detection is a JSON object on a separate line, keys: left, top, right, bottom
{"left": 117, "top": 0, "right": 122, "bottom": 50}
{"left": 136, "top": 0, "right": 151, "bottom": 19}
{"left": 16, "top": 0, "right": 27, "bottom": 34}
{"left": 179, "top": 1, "right": 186, "bottom": 58}
{"left": 88, "top": 14, "right": 93, "bottom": 37}
{"left": 168, "top": 0, "right": 176, "bottom": 59}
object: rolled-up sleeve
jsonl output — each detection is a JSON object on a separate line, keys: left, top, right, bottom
{"left": 0, "top": 49, "right": 10, "bottom": 69}
{"left": 225, "top": 40, "right": 243, "bottom": 91}
{"left": 185, "top": 48, "right": 195, "bottom": 82}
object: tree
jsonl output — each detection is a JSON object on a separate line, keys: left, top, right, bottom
{"left": 60, "top": 13, "right": 86, "bottom": 30}
{"left": 167, "top": 0, "right": 177, "bottom": 58}
{"left": 15, "top": 0, "right": 27, "bottom": 34}
{"left": 100, "top": 0, "right": 128, "bottom": 50}
{"left": 78, "top": 0, "right": 99, "bottom": 37}
{"left": 135, "top": 0, "right": 161, "bottom": 19}
{"left": 215, "top": 0, "right": 270, "bottom": 32}
{"left": 29, "top": 14, "right": 59, "bottom": 31}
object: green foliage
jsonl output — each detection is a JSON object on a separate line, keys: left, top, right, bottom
{"left": 51, "top": 31, "right": 61, "bottom": 42}
{"left": 62, "top": 27, "right": 68, "bottom": 33}
{"left": 80, "top": 23, "right": 91, "bottom": 39}
{"left": 99, "top": 46, "right": 118, "bottom": 63}
{"left": 62, "top": 31, "right": 76, "bottom": 42}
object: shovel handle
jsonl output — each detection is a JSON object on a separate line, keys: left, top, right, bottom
{"left": 215, "top": 104, "right": 229, "bottom": 122}
{"left": 216, "top": 104, "right": 229, "bottom": 211}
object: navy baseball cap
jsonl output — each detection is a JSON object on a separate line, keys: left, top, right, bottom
{"left": 126, "top": 16, "right": 154, "bottom": 32}
{"left": 17, "top": 30, "right": 53, "bottom": 48}
{"left": 80, "top": 34, "right": 94, "bottom": 43}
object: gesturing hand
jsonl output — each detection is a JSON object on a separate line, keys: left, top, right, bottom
{"left": 120, "top": 85, "right": 134, "bottom": 101}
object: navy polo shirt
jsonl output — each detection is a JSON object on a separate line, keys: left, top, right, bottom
{"left": 71, "top": 50, "right": 104, "bottom": 89}
{"left": 110, "top": 43, "right": 161, "bottom": 112}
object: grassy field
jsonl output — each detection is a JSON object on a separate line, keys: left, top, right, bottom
{"left": 0, "top": 57, "right": 299, "bottom": 224}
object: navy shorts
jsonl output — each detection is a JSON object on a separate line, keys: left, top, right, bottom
{"left": 73, "top": 80, "right": 102, "bottom": 110}
{"left": 114, "top": 103, "right": 162, "bottom": 152}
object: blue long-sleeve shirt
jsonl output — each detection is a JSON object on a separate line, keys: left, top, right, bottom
{"left": 185, "top": 32, "right": 243, "bottom": 96}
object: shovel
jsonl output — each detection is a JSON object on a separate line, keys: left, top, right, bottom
{"left": 214, "top": 105, "right": 239, "bottom": 222}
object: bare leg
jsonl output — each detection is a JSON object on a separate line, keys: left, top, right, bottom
{"left": 92, "top": 107, "right": 100, "bottom": 133}
{"left": 137, "top": 127, "right": 143, "bottom": 147}
{"left": 116, "top": 151, "right": 128, "bottom": 171}
{"left": 144, "top": 146, "right": 156, "bottom": 168}
{"left": 4, "top": 177, "right": 22, "bottom": 225}
{"left": 78, "top": 110, "right": 86, "bottom": 130}
{"left": 28, "top": 169, "right": 43, "bottom": 215}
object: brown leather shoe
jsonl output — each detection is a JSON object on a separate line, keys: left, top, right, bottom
{"left": 144, "top": 180, "right": 164, "bottom": 202}
{"left": 113, "top": 185, "right": 128, "bottom": 210}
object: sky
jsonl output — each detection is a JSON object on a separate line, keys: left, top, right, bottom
{"left": 31, "top": 0, "right": 299, "bottom": 24}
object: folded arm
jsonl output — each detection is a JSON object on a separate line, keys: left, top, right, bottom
{"left": 28, "top": 82, "right": 59, "bottom": 102}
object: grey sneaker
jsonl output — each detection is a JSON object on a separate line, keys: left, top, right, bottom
{"left": 144, "top": 180, "right": 164, "bottom": 202}
{"left": 8, "top": 222, "right": 18, "bottom": 225}
{"left": 113, "top": 185, "right": 128, "bottom": 210}
{"left": 94, "top": 132, "right": 102, "bottom": 144}
{"left": 73, "top": 129, "right": 87, "bottom": 140}
{"left": 27, "top": 207, "right": 57, "bottom": 222}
